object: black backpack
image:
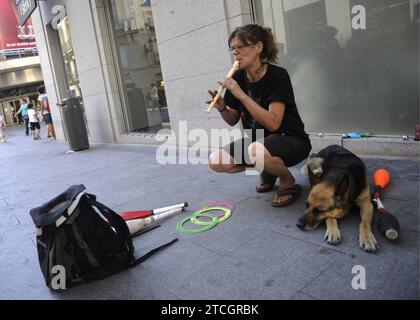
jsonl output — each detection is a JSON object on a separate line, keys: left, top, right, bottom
{"left": 30, "top": 185, "right": 177, "bottom": 291}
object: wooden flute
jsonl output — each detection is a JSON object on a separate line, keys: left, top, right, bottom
{"left": 206, "top": 60, "right": 240, "bottom": 113}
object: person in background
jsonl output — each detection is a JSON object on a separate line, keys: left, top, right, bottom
{"left": 14, "top": 98, "right": 30, "bottom": 136}
{"left": 0, "top": 112, "right": 7, "bottom": 143}
{"left": 27, "top": 103, "right": 40, "bottom": 140}
{"left": 150, "top": 83, "right": 160, "bottom": 114}
{"left": 157, "top": 81, "right": 167, "bottom": 109}
{"left": 37, "top": 87, "right": 56, "bottom": 140}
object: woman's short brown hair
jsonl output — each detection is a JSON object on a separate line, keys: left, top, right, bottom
{"left": 228, "top": 24, "right": 278, "bottom": 63}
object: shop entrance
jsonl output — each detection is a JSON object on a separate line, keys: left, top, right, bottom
{"left": 0, "top": 94, "right": 38, "bottom": 126}
{"left": 0, "top": 99, "right": 20, "bottom": 125}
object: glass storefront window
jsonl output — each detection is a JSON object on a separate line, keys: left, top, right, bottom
{"left": 107, "top": 0, "right": 169, "bottom": 134}
{"left": 57, "top": 17, "right": 82, "bottom": 98}
{"left": 253, "top": 0, "right": 419, "bottom": 136}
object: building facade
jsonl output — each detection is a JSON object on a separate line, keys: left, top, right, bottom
{"left": 0, "top": 0, "right": 43, "bottom": 126}
{"left": 30, "top": 0, "right": 419, "bottom": 148}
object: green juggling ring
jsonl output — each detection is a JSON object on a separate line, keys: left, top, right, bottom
{"left": 176, "top": 212, "right": 218, "bottom": 233}
{"left": 190, "top": 206, "right": 232, "bottom": 225}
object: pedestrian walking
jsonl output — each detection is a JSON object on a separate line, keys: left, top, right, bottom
{"left": 14, "top": 98, "right": 30, "bottom": 136}
{"left": 38, "top": 87, "right": 56, "bottom": 140}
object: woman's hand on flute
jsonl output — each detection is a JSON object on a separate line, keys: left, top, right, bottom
{"left": 218, "top": 77, "right": 246, "bottom": 101}
{"left": 206, "top": 89, "right": 226, "bottom": 112}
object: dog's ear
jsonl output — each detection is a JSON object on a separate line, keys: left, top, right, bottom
{"left": 335, "top": 174, "right": 349, "bottom": 204}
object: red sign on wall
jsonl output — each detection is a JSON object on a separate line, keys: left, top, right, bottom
{"left": 0, "top": 0, "right": 36, "bottom": 54}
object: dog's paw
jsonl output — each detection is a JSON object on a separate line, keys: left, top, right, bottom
{"left": 359, "top": 231, "right": 378, "bottom": 253}
{"left": 324, "top": 228, "right": 341, "bottom": 245}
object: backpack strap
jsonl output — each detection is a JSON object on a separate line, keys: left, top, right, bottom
{"left": 132, "top": 238, "right": 178, "bottom": 266}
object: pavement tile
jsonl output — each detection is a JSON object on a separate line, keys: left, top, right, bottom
{"left": 0, "top": 238, "right": 56, "bottom": 300}
{"left": 169, "top": 230, "right": 342, "bottom": 300}
{"left": 289, "top": 292, "right": 317, "bottom": 300}
{"left": 301, "top": 231, "right": 419, "bottom": 300}
{"left": 57, "top": 267, "right": 179, "bottom": 300}
{"left": 135, "top": 237, "right": 224, "bottom": 291}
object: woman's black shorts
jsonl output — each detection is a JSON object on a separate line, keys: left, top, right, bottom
{"left": 222, "top": 133, "right": 312, "bottom": 167}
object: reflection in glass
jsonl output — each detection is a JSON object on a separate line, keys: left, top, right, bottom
{"left": 253, "top": 0, "right": 419, "bottom": 136}
{"left": 108, "top": 0, "right": 169, "bottom": 134}
{"left": 57, "top": 17, "right": 82, "bottom": 98}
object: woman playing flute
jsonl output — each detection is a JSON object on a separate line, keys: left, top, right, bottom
{"left": 206, "top": 24, "right": 311, "bottom": 207}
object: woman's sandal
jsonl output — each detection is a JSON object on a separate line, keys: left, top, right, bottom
{"left": 256, "top": 171, "right": 277, "bottom": 193}
{"left": 271, "top": 184, "right": 302, "bottom": 207}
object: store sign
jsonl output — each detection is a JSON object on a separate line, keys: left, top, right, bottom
{"left": 0, "top": 0, "right": 36, "bottom": 54}
{"left": 16, "top": 0, "right": 37, "bottom": 26}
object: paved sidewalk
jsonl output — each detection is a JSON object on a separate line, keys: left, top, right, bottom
{"left": 0, "top": 127, "right": 418, "bottom": 300}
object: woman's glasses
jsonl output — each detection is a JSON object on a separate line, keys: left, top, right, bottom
{"left": 228, "top": 44, "right": 254, "bottom": 53}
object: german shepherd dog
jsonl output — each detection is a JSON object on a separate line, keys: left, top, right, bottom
{"left": 298, "top": 145, "right": 378, "bottom": 252}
